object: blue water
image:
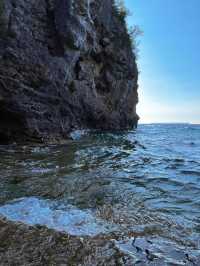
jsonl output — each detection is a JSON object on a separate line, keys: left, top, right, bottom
{"left": 0, "top": 124, "right": 200, "bottom": 264}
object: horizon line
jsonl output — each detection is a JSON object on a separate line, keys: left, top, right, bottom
{"left": 138, "top": 122, "right": 200, "bottom": 125}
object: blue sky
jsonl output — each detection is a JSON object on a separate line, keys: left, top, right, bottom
{"left": 125, "top": 0, "right": 200, "bottom": 123}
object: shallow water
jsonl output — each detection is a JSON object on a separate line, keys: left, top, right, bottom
{"left": 0, "top": 124, "right": 200, "bottom": 264}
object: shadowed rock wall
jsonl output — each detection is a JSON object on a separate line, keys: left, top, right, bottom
{"left": 0, "top": 0, "right": 138, "bottom": 143}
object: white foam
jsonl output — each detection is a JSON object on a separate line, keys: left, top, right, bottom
{"left": 70, "top": 130, "right": 89, "bottom": 140}
{"left": 0, "top": 197, "right": 111, "bottom": 236}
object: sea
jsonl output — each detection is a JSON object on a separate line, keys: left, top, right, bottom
{"left": 0, "top": 123, "right": 200, "bottom": 264}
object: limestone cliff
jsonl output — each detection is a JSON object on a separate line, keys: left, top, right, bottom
{"left": 0, "top": 0, "right": 138, "bottom": 143}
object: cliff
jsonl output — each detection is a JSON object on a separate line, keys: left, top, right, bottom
{"left": 0, "top": 0, "right": 138, "bottom": 143}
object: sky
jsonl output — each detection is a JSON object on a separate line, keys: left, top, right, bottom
{"left": 125, "top": 0, "right": 200, "bottom": 124}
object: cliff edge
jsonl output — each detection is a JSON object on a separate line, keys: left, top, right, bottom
{"left": 0, "top": 0, "right": 138, "bottom": 143}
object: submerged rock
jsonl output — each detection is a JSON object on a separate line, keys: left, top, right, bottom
{"left": 0, "top": 197, "right": 116, "bottom": 236}
{"left": 0, "top": 0, "right": 138, "bottom": 143}
{"left": 1, "top": 216, "right": 198, "bottom": 266}
{"left": 0, "top": 218, "right": 134, "bottom": 266}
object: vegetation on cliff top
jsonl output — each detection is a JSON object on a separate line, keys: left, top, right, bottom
{"left": 113, "top": 0, "right": 143, "bottom": 58}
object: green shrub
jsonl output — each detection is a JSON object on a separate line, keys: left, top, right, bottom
{"left": 113, "top": 0, "right": 143, "bottom": 59}
{"left": 113, "top": 0, "right": 130, "bottom": 23}
{"left": 128, "top": 25, "right": 143, "bottom": 58}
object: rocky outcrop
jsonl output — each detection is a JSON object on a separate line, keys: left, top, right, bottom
{"left": 0, "top": 0, "right": 138, "bottom": 143}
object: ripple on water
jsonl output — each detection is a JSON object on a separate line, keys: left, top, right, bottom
{"left": 115, "top": 236, "right": 200, "bottom": 265}
{"left": 181, "top": 170, "right": 200, "bottom": 177}
{"left": 0, "top": 124, "right": 200, "bottom": 264}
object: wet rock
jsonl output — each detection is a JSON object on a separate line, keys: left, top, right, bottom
{"left": 115, "top": 236, "right": 200, "bottom": 266}
{"left": 0, "top": 218, "right": 134, "bottom": 266}
{"left": 0, "top": 0, "right": 138, "bottom": 144}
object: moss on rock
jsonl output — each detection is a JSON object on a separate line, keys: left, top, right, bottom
{"left": 0, "top": 0, "right": 6, "bottom": 37}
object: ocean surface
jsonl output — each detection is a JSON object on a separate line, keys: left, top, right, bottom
{"left": 0, "top": 124, "right": 200, "bottom": 264}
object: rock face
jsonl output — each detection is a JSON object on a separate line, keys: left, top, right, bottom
{"left": 0, "top": 0, "right": 138, "bottom": 143}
